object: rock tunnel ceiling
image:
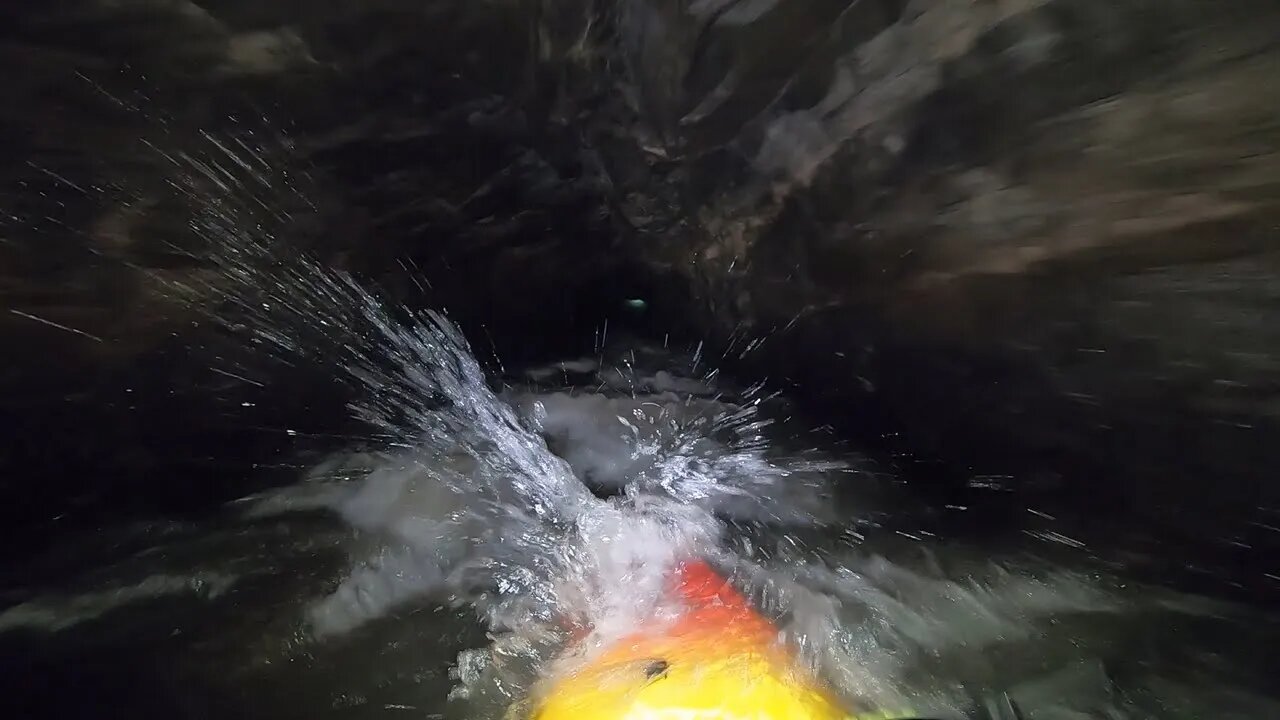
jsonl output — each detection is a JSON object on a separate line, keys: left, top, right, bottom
{"left": 3, "top": 1, "right": 1280, "bottom": 584}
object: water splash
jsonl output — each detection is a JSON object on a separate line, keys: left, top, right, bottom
{"left": 85, "top": 126, "right": 1280, "bottom": 720}
{"left": 146, "top": 129, "right": 761, "bottom": 656}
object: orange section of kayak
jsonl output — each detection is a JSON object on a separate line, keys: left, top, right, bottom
{"left": 586, "top": 559, "right": 781, "bottom": 666}
{"left": 526, "top": 559, "right": 856, "bottom": 720}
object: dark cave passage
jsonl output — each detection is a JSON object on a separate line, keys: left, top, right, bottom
{"left": 2, "top": 2, "right": 1280, "bottom": 719}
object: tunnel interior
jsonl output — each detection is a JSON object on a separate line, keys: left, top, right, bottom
{"left": 3, "top": 1, "right": 1280, "bottom": 718}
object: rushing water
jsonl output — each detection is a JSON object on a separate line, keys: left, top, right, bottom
{"left": 3, "top": 131, "right": 1279, "bottom": 720}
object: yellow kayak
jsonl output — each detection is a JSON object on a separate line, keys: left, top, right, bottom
{"left": 524, "top": 559, "right": 887, "bottom": 720}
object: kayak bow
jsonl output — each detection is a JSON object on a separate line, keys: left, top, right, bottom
{"left": 528, "top": 559, "right": 861, "bottom": 720}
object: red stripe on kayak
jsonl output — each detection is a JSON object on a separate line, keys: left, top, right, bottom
{"left": 672, "top": 559, "right": 753, "bottom": 611}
